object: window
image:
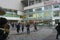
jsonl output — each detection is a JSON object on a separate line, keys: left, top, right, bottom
{"left": 21, "top": 0, "right": 28, "bottom": 7}
{"left": 29, "top": 9, "right": 33, "bottom": 12}
{"left": 35, "top": 8, "right": 42, "bottom": 12}
{"left": 45, "top": 0, "right": 49, "bottom": 1}
{"left": 53, "top": 3, "right": 60, "bottom": 8}
{"left": 42, "top": 0, "right": 49, "bottom": 2}
{"left": 39, "top": 0, "right": 42, "bottom": 3}
{"left": 29, "top": 0, "right": 34, "bottom": 5}
{"left": 53, "top": 11, "right": 60, "bottom": 17}
{"left": 29, "top": 14, "right": 33, "bottom": 17}
{"left": 24, "top": 10, "right": 29, "bottom": 13}
{"left": 44, "top": 5, "right": 52, "bottom": 10}
{"left": 35, "top": 0, "right": 42, "bottom": 3}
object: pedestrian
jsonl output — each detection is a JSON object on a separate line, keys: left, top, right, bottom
{"left": 0, "top": 17, "right": 9, "bottom": 40}
{"left": 21, "top": 23, "right": 24, "bottom": 32}
{"left": 11, "top": 22, "right": 14, "bottom": 28}
{"left": 55, "top": 22, "right": 60, "bottom": 39}
{"left": 16, "top": 23, "right": 20, "bottom": 33}
{"left": 34, "top": 22, "right": 37, "bottom": 31}
{"left": 26, "top": 23, "right": 30, "bottom": 34}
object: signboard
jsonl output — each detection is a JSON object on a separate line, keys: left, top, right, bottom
{"left": 44, "top": 1, "right": 57, "bottom": 6}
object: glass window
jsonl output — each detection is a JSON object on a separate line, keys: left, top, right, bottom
{"left": 24, "top": 10, "right": 29, "bottom": 13}
{"left": 35, "top": 0, "right": 42, "bottom": 3}
{"left": 29, "top": 14, "right": 33, "bottom": 17}
{"left": 43, "top": 11, "right": 52, "bottom": 19}
{"left": 58, "top": 3, "right": 60, "bottom": 7}
{"left": 21, "top": 0, "right": 28, "bottom": 7}
{"left": 53, "top": 11, "right": 60, "bottom": 17}
{"left": 29, "top": 0, "right": 42, "bottom": 5}
{"left": 44, "top": 5, "right": 52, "bottom": 10}
{"left": 42, "top": 0, "right": 49, "bottom": 2}
{"left": 35, "top": 8, "right": 42, "bottom": 12}
{"left": 53, "top": 3, "right": 60, "bottom": 8}
{"left": 39, "top": 0, "right": 42, "bottom": 3}
{"left": 29, "top": 0, "right": 34, "bottom": 5}
{"left": 29, "top": 9, "right": 33, "bottom": 12}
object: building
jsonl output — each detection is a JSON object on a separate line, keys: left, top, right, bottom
{"left": 0, "top": 0, "right": 60, "bottom": 25}
{"left": 0, "top": 0, "right": 24, "bottom": 22}
{"left": 21, "top": 0, "right": 60, "bottom": 25}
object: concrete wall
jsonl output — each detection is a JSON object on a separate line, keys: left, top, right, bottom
{"left": 0, "top": 0, "right": 23, "bottom": 11}
{"left": 24, "top": 2, "right": 44, "bottom": 10}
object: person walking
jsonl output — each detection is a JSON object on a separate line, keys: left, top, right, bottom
{"left": 34, "top": 22, "right": 37, "bottom": 31}
{"left": 11, "top": 22, "right": 14, "bottom": 28}
{"left": 26, "top": 23, "right": 30, "bottom": 34}
{"left": 16, "top": 23, "right": 20, "bottom": 33}
{"left": 21, "top": 23, "right": 24, "bottom": 32}
{"left": 55, "top": 22, "right": 60, "bottom": 39}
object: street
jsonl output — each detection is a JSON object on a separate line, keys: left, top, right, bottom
{"left": 7, "top": 26, "right": 58, "bottom": 40}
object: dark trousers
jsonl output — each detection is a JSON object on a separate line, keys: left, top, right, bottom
{"left": 27, "top": 28, "right": 30, "bottom": 34}
{"left": 22, "top": 27, "right": 24, "bottom": 32}
{"left": 17, "top": 28, "right": 20, "bottom": 33}
{"left": 34, "top": 26, "right": 37, "bottom": 31}
{"left": 56, "top": 32, "right": 60, "bottom": 39}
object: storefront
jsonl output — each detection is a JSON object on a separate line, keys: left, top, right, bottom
{"left": 24, "top": 1, "right": 60, "bottom": 25}
{"left": 24, "top": 8, "right": 53, "bottom": 26}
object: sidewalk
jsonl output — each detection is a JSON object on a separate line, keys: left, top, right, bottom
{"left": 8, "top": 26, "right": 54, "bottom": 40}
{"left": 43, "top": 29, "right": 57, "bottom": 40}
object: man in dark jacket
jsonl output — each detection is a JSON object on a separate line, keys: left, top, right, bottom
{"left": 26, "top": 23, "right": 30, "bottom": 34}
{"left": 16, "top": 23, "right": 20, "bottom": 33}
{"left": 21, "top": 23, "right": 24, "bottom": 32}
{"left": 0, "top": 17, "right": 8, "bottom": 40}
{"left": 55, "top": 22, "right": 60, "bottom": 39}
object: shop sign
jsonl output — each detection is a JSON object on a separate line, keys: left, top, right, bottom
{"left": 44, "top": 1, "right": 57, "bottom": 6}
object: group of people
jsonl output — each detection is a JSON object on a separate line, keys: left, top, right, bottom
{"left": 1, "top": 17, "right": 60, "bottom": 40}
{"left": 16, "top": 22, "right": 38, "bottom": 34}
{"left": 16, "top": 23, "right": 24, "bottom": 33}
{"left": 11, "top": 21, "right": 60, "bottom": 39}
